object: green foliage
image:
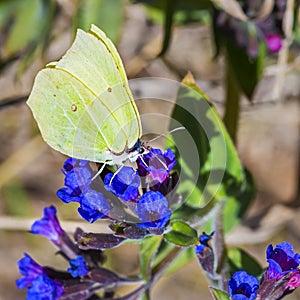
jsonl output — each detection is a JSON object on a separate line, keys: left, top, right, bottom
{"left": 73, "top": 0, "right": 126, "bottom": 43}
{"left": 140, "top": 235, "right": 162, "bottom": 281}
{"left": 164, "top": 221, "right": 198, "bottom": 246}
{"left": 210, "top": 287, "right": 230, "bottom": 300}
{"left": 0, "top": 0, "right": 126, "bottom": 75}
{"left": 227, "top": 247, "right": 263, "bottom": 278}
{"left": 0, "top": 0, "right": 55, "bottom": 74}
{"left": 167, "top": 73, "right": 255, "bottom": 232}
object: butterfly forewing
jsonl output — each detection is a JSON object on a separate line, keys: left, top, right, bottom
{"left": 27, "top": 25, "right": 141, "bottom": 163}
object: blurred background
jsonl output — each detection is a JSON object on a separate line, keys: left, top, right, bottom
{"left": 0, "top": 0, "right": 299, "bottom": 299}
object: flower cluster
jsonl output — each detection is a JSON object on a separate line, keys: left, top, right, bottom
{"left": 16, "top": 206, "right": 142, "bottom": 299}
{"left": 215, "top": 0, "right": 286, "bottom": 57}
{"left": 228, "top": 242, "right": 300, "bottom": 299}
{"left": 57, "top": 148, "right": 177, "bottom": 235}
{"left": 56, "top": 158, "right": 110, "bottom": 222}
{"left": 194, "top": 232, "right": 300, "bottom": 300}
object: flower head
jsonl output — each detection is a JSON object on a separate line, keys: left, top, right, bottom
{"left": 104, "top": 166, "right": 140, "bottom": 201}
{"left": 77, "top": 189, "right": 110, "bottom": 223}
{"left": 137, "top": 148, "right": 176, "bottom": 184}
{"left": 265, "top": 34, "right": 282, "bottom": 52}
{"left": 16, "top": 254, "right": 44, "bottom": 289}
{"left": 30, "top": 206, "right": 64, "bottom": 244}
{"left": 26, "top": 274, "right": 64, "bottom": 300}
{"left": 228, "top": 271, "right": 259, "bottom": 300}
{"left": 62, "top": 158, "right": 89, "bottom": 174}
{"left": 136, "top": 191, "right": 171, "bottom": 229}
{"left": 67, "top": 255, "right": 89, "bottom": 278}
{"left": 57, "top": 158, "right": 110, "bottom": 223}
{"left": 266, "top": 242, "right": 300, "bottom": 280}
{"left": 57, "top": 166, "right": 92, "bottom": 204}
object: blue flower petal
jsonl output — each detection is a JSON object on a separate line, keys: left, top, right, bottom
{"left": 30, "top": 206, "right": 64, "bottom": 243}
{"left": 26, "top": 274, "right": 64, "bottom": 300}
{"left": 63, "top": 158, "right": 88, "bottom": 174}
{"left": 104, "top": 166, "right": 140, "bottom": 201}
{"left": 266, "top": 242, "right": 300, "bottom": 280}
{"left": 228, "top": 271, "right": 259, "bottom": 300}
{"left": 137, "top": 148, "right": 176, "bottom": 184}
{"left": 136, "top": 191, "right": 171, "bottom": 229}
{"left": 67, "top": 255, "right": 88, "bottom": 278}
{"left": 16, "top": 254, "right": 44, "bottom": 289}
{"left": 78, "top": 190, "right": 110, "bottom": 223}
{"left": 64, "top": 168, "right": 92, "bottom": 190}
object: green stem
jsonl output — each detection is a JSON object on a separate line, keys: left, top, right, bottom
{"left": 223, "top": 61, "right": 241, "bottom": 144}
{"left": 158, "top": 0, "right": 175, "bottom": 56}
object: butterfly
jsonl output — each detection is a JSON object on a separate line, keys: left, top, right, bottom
{"left": 27, "top": 24, "right": 143, "bottom": 165}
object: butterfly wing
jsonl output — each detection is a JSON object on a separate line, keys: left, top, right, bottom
{"left": 27, "top": 25, "right": 141, "bottom": 163}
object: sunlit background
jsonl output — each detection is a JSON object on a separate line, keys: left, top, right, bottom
{"left": 0, "top": 0, "right": 299, "bottom": 299}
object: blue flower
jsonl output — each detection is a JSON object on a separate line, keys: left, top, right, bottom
{"left": 67, "top": 255, "right": 89, "bottom": 278}
{"left": 30, "top": 206, "right": 64, "bottom": 243}
{"left": 266, "top": 242, "right": 300, "bottom": 280}
{"left": 62, "top": 158, "right": 89, "bottom": 174}
{"left": 57, "top": 159, "right": 110, "bottom": 223}
{"left": 228, "top": 271, "right": 259, "bottom": 300}
{"left": 137, "top": 148, "right": 176, "bottom": 184}
{"left": 77, "top": 189, "right": 110, "bottom": 223}
{"left": 135, "top": 191, "right": 171, "bottom": 229}
{"left": 26, "top": 274, "right": 64, "bottom": 300}
{"left": 195, "top": 231, "right": 215, "bottom": 255}
{"left": 16, "top": 254, "right": 44, "bottom": 289}
{"left": 57, "top": 167, "right": 92, "bottom": 204}
{"left": 16, "top": 253, "right": 64, "bottom": 299}
{"left": 104, "top": 166, "right": 140, "bottom": 201}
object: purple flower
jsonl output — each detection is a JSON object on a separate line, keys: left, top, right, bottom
{"left": 265, "top": 34, "right": 282, "bottom": 52}
{"left": 287, "top": 271, "right": 300, "bottom": 290}
{"left": 30, "top": 206, "right": 64, "bottom": 243}
{"left": 136, "top": 191, "right": 172, "bottom": 229}
{"left": 137, "top": 148, "right": 176, "bottom": 184}
{"left": 104, "top": 166, "right": 140, "bottom": 201}
{"left": 57, "top": 158, "right": 110, "bottom": 223}
{"left": 228, "top": 271, "right": 259, "bottom": 300}
{"left": 77, "top": 189, "right": 110, "bottom": 223}
{"left": 67, "top": 255, "right": 88, "bottom": 278}
{"left": 57, "top": 167, "right": 92, "bottom": 204}
{"left": 266, "top": 242, "right": 300, "bottom": 280}
{"left": 26, "top": 274, "right": 64, "bottom": 300}
{"left": 62, "top": 158, "right": 89, "bottom": 174}
{"left": 16, "top": 254, "right": 44, "bottom": 289}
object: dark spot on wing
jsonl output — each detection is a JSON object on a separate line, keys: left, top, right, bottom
{"left": 107, "top": 87, "right": 112, "bottom": 93}
{"left": 71, "top": 104, "right": 77, "bottom": 112}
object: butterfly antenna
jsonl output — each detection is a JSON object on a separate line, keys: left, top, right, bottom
{"left": 139, "top": 154, "right": 148, "bottom": 168}
{"left": 147, "top": 126, "right": 185, "bottom": 143}
{"left": 92, "top": 163, "right": 107, "bottom": 181}
{"left": 109, "top": 165, "right": 124, "bottom": 185}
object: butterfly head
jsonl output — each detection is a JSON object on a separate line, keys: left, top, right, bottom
{"left": 127, "top": 140, "right": 150, "bottom": 163}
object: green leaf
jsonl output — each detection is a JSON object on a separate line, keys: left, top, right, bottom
{"left": 140, "top": 235, "right": 163, "bottom": 281}
{"left": 167, "top": 73, "right": 254, "bottom": 232}
{"left": 225, "top": 36, "right": 266, "bottom": 100}
{"left": 4, "top": 0, "right": 45, "bottom": 57}
{"left": 73, "top": 0, "right": 126, "bottom": 43}
{"left": 164, "top": 220, "right": 198, "bottom": 246}
{"left": 227, "top": 247, "right": 263, "bottom": 277}
{"left": 210, "top": 287, "right": 231, "bottom": 300}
